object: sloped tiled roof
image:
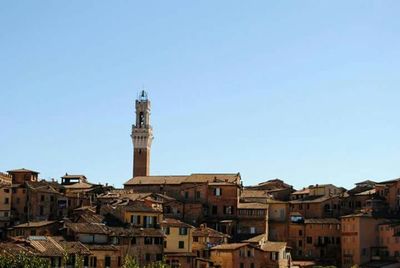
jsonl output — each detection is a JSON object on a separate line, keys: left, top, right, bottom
{"left": 240, "top": 189, "right": 270, "bottom": 198}
{"left": 161, "top": 218, "right": 194, "bottom": 228}
{"left": 124, "top": 173, "right": 241, "bottom": 186}
{"left": 193, "top": 226, "right": 230, "bottom": 238}
{"left": 63, "top": 181, "right": 94, "bottom": 189}
{"left": 7, "top": 168, "right": 39, "bottom": 174}
{"left": 108, "top": 227, "right": 164, "bottom": 237}
{"left": 125, "top": 176, "right": 187, "bottom": 185}
{"left": 187, "top": 173, "right": 240, "bottom": 184}
{"left": 28, "top": 236, "right": 64, "bottom": 257}
{"left": 52, "top": 237, "right": 91, "bottom": 255}
{"left": 13, "top": 221, "right": 57, "bottom": 228}
{"left": 242, "top": 233, "right": 266, "bottom": 243}
{"left": 78, "top": 212, "right": 105, "bottom": 224}
{"left": 289, "top": 195, "right": 336, "bottom": 204}
{"left": 292, "top": 188, "right": 310, "bottom": 195}
{"left": 26, "top": 181, "right": 61, "bottom": 194}
{"left": 211, "top": 243, "right": 248, "bottom": 250}
{"left": 261, "top": 241, "right": 287, "bottom": 252}
{"left": 66, "top": 222, "right": 109, "bottom": 234}
{"left": 124, "top": 200, "right": 161, "bottom": 213}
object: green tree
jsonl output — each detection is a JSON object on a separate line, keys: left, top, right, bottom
{"left": 121, "top": 255, "right": 140, "bottom": 268}
{"left": 0, "top": 251, "right": 50, "bottom": 268}
{"left": 121, "top": 255, "right": 171, "bottom": 268}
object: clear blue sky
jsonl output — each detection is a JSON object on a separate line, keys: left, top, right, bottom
{"left": 1, "top": 1, "right": 400, "bottom": 189}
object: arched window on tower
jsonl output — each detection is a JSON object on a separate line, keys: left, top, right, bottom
{"left": 139, "top": 112, "right": 145, "bottom": 128}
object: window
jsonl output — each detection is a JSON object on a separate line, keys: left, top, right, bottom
{"left": 298, "top": 240, "right": 303, "bottom": 247}
{"left": 163, "top": 227, "right": 170, "bottom": 235}
{"left": 196, "top": 191, "right": 201, "bottom": 199}
{"left": 111, "top": 237, "right": 119, "bottom": 245}
{"left": 193, "top": 236, "right": 198, "bottom": 242}
{"left": 184, "top": 192, "right": 189, "bottom": 199}
{"left": 131, "top": 237, "right": 137, "bottom": 245}
{"left": 41, "top": 195, "right": 45, "bottom": 202}
{"left": 144, "top": 237, "right": 152, "bottom": 245}
{"left": 247, "top": 249, "right": 254, "bottom": 257}
{"left": 240, "top": 263, "right": 244, "bottom": 268}
{"left": 39, "top": 206, "right": 44, "bottom": 216}
{"left": 90, "top": 257, "right": 97, "bottom": 267}
{"left": 156, "top": 254, "right": 162, "bottom": 261}
{"left": 84, "top": 256, "right": 89, "bottom": 267}
{"left": 214, "top": 188, "right": 222, "bottom": 196}
{"left": 250, "top": 263, "right": 255, "bottom": 268}
{"left": 4, "top": 212, "right": 8, "bottom": 217}
{"left": 250, "top": 227, "right": 256, "bottom": 234}
{"left": 179, "top": 241, "right": 184, "bottom": 249}
{"left": 179, "top": 227, "right": 188, "bottom": 235}
{"left": 212, "top": 205, "right": 218, "bottom": 215}
{"left": 145, "top": 254, "right": 151, "bottom": 261}
{"left": 30, "top": 229, "right": 36, "bottom": 236}
{"left": 4, "top": 198, "right": 9, "bottom": 204}
{"left": 299, "top": 230, "right": 303, "bottom": 236}
{"left": 131, "top": 215, "right": 141, "bottom": 225}
{"left": 50, "top": 196, "right": 54, "bottom": 202}
{"left": 144, "top": 216, "right": 156, "bottom": 227}
{"left": 105, "top": 256, "right": 111, "bottom": 268}
{"left": 224, "top": 206, "right": 233, "bottom": 215}
{"left": 306, "top": 237, "right": 312, "bottom": 244}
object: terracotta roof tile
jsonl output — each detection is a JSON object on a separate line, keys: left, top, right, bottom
{"left": 13, "top": 221, "right": 57, "bottom": 228}
{"left": 124, "top": 173, "right": 241, "bottom": 186}
{"left": 211, "top": 243, "right": 249, "bottom": 250}
{"left": 261, "top": 241, "right": 287, "bottom": 252}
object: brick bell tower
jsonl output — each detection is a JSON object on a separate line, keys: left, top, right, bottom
{"left": 131, "top": 90, "right": 153, "bottom": 177}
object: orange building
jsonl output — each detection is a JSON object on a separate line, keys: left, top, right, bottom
{"left": 237, "top": 202, "right": 268, "bottom": 241}
{"left": 375, "top": 179, "right": 400, "bottom": 214}
{"left": 192, "top": 224, "right": 229, "bottom": 260}
{"left": 288, "top": 216, "right": 341, "bottom": 266}
{"left": 124, "top": 173, "right": 242, "bottom": 237}
{"left": 377, "top": 221, "right": 400, "bottom": 260}
{"left": 341, "top": 213, "right": 386, "bottom": 267}
{"left": 0, "top": 173, "right": 11, "bottom": 238}
{"left": 289, "top": 195, "right": 341, "bottom": 219}
{"left": 210, "top": 243, "right": 269, "bottom": 268}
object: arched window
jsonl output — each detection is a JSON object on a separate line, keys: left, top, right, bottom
{"left": 139, "top": 112, "right": 145, "bottom": 127}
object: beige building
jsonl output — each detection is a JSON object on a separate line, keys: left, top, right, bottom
{"left": 161, "top": 218, "right": 196, "bottom": 268}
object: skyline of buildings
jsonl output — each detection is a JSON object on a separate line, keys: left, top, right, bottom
{"left": 2, "top": 93, "right": 400, "bottom": 267}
